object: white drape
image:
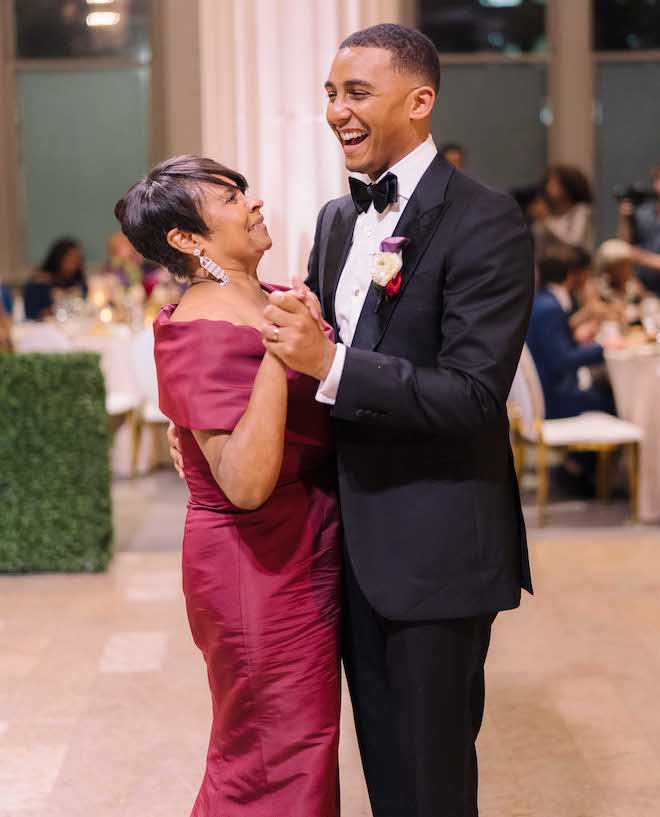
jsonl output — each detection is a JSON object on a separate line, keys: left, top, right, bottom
{"left": 197, "top": 0, "right": 406, "bottom": 283}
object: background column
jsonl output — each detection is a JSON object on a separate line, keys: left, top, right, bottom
{"left": 196, "top": 0, "right": 407, "bottom": 282}
{"left": 547, "top": 0, "right": 594, "bottom": 180}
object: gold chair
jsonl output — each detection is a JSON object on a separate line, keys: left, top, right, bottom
{"left": 508, "top": 346, "right": 642, "bottom": 526}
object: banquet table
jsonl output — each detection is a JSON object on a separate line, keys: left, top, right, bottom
{"left": 11, "top": 320, "right": 168, "bottom": 477}
{"left": 605, "top": 345, "right": 660, "bottom": 523}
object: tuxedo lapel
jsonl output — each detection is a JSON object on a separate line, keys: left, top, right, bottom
{"left": 321, "top": 201, "right": 358, "bottom": 333}
{"left": 350, "top": 154, "right": 454, "bottom": 351}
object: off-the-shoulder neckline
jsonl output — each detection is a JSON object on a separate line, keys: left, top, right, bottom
{"left": 158, "top": 281, "right": 287, "bottom": 331}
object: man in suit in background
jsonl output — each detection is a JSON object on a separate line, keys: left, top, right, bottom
{"left": 261, "top": 23, "right": 535, "bottom": 817}
{"left": 527, "top": 243, "right": 617, "bottom": 420}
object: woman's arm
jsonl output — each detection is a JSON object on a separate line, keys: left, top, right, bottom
{"left": 192, "top": 351, "right": 289, "bottom": 510}
{"left": 631, "top": 246, "right": 660, "bottom": 272}
{"left": 564, "top": 203, "right": 593, "bottom": 249}
{"left": 569, "top": 279, "right": 619, "bottom": 330}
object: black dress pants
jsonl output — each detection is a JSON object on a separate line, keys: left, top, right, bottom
{"left": 343, "top": 553, "right": 496, "bottom": 817}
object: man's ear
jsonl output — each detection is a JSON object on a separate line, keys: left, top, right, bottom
{"left": 167, "top": 229, "right": 199, "bottom": 257}
{"left": 409, "top": 86, "right": 435, "bottom": 121}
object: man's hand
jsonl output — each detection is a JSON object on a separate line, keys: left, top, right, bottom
{"left": 167, "top": 421, "right": 185, "bottom": 479}
{"left": 262, "top": 290, "right": 336, "bottom": 380}
{"left": 287, "top": 276, "right": 325, "bottom": 330}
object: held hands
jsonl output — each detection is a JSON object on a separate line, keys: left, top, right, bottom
{"left": 167, "top": 281, "right": 335, "bottom": 479}
{"left": 261, "top": 277, "right": 337, "bottom": 380}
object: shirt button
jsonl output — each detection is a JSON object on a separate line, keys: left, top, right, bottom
{"left": 352, "top": 287, "right": 360, "bottom": 297}
{"left": 366, "top": 230, "right": 373, "bottom": 238}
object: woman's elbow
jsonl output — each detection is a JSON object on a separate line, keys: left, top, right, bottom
{"left": 213, "top": 454, "right": 280, "bottom": 510}
{"left": 219, "top": 477, "right": 275, "bottom": 511}
{"left": 232, "top": 493, "right": 269, "bottom": 511}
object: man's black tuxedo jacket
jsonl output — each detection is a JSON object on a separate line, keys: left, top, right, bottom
{"left": 306, "top": 154, "right": 534, "bottom": 621}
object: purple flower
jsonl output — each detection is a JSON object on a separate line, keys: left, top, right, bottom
{"left": 379, "top": 236, "right": 410, "bottom": 254}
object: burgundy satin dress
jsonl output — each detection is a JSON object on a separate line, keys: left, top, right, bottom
{"left": 153, "top": 284, "right": 341, "bottom": 817}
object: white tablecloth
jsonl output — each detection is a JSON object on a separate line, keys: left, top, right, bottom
{"left": 11, "top": 321, "right": 167, "bottom": 478}
{"left": 606, "top": 346, "right": 660, "bottom": 523}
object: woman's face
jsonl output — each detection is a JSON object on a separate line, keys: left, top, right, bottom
{"left": 609, "top": 260, "right": 633, "bottom": 288}
{"left": 544, "top": 173, "right": 565, "bottom": 205}
{"left": 198, "top": 179, "right": 272, "bottom": 269}
{"left": 59, "top": 246, "right": 83, "bottom": 278}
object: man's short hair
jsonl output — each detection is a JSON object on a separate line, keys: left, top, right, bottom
{"left": 340, "top": 24, "right": 440, "bottom": 93}
{"left": 538, "top": 242, "right": 592, "bottom": 288}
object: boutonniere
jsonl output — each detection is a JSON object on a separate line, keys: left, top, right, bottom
{"left": 371, "top": 236, "right": 411, "bottom": 313}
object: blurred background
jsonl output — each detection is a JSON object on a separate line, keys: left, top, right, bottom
{"left": 1, "top": 2, "right": 659, "bottom": 816}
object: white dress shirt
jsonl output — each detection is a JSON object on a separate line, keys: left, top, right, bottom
{"left": 547, "top": 283, "right": 572, "bottom": 313}
{"left": 316, "top": 135, "right": 438, "bottom": 405}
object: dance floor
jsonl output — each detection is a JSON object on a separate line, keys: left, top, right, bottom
{"left": 1, "top": 471, "right": 659, "bottom": 817}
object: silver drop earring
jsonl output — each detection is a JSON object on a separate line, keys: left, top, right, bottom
{"left": 194, "top": 248, "right": 230, "bottom": 286}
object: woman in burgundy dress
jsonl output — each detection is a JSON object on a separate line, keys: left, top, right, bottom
{"left": 115, "top": 156, "right": 341, "bottom": 817}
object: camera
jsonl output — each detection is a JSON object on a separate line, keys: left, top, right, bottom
{"left": 612, "top": 182, "right": 659, "bottom": 206}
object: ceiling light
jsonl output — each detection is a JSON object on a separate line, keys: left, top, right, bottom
{"left": 86, "top": 11, "right": 121, "bottom": 26}
{"left": 86, "top": 0, "right": 115, "bottom": 5}
{"left": 479, "top": 0, "right": 523, "bottom": 7}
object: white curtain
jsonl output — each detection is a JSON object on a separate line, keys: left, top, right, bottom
{"left": 197, "top": 0, "right": 406, "bottom": 283}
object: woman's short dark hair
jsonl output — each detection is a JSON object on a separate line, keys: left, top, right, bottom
{"left": 114, "top": 155, "right": 247, "bottom": 279}
{"left": 41, "top": 238, "right": 83, "bottom": 277}
{"left": 340, "top": 24, "right": 440, "bottom": 94}
{"left": 538, "top": 242, "right": 591, "bottom": 288}
{"left": 544, "top": 164, "right": 593, "bottom": 205}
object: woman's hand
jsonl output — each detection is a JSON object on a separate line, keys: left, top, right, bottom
{"left": 262, "top": 291, "right": 336, "bottom": 381}
{"left": 288, "top": 276, "right": 325, "bottom": 330}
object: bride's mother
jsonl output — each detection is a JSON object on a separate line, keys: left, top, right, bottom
{"left": 115, "top": 156, "right": 341, "bottom": 817}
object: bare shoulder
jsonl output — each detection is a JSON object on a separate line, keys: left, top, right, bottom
{"left": 168, "top": 289, "right": 224, "bottom": 322}
{"left": 169, "top": 286, "right": 263, "bottom": 328}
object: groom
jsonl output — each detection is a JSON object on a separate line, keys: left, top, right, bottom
{"left": 261, "top": 23, "right": 534, "bottom": 817}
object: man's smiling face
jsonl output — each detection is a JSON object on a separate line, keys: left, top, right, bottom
{"left": 325, "top": 47, "right": 427, "bottom": 181}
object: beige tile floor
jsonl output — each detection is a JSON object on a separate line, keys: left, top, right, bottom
{"left": 1, "top": 472, "right": 659, "bottom": 816}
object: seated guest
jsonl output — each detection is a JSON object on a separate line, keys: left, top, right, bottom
{"left": 627, "top": 243, "right": 660, "bottom": 309}
{"left": 0, "top": 300, "right": 11, "bottom": 352}
{"left": 527, "top": 244, "right": 617, "bottom": 420}
{"left": 595, "top": 239, "right": 647, "bottom": 328}
{"left": 1, "top": 281, "right": 11, "bottom": 315}
{"left": 617, "top": 162, "right": 660, "bottom": 294}
{"left": 560, "top": 244, "right": 615, "bottom": 344}
{"left": 540, "top": 164, "right": 594, "bottom": 252}
{"left": 23, "top": 238, "right": 87, "bottom": 320}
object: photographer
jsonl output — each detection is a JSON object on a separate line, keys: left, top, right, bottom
{"left": 617, "top": 163, "right": 660, "bottom": 294}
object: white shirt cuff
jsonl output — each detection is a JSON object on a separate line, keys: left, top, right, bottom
{"left": 315, "top": 343, "right": 346, "bottom": 405}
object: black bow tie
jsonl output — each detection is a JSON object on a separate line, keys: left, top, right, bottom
{"left": 349, "top": 172, "right": 398, "bottom": 214}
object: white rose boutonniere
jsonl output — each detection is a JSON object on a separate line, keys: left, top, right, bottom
{"left": 371, "top": 251, "right": 403, "bottom": 287}
{"left": 370, "top": 236, "right": 411, "bottom": 312}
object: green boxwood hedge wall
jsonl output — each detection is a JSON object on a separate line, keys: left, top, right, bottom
{"left": 0, "top": 352, "right": 112, "bottom": 572}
